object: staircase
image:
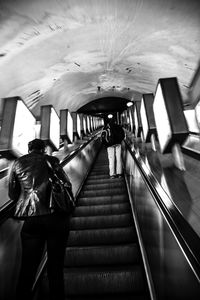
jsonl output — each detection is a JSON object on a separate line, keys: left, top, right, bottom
{"left": 64, "top": 146, "right": 150, "bottom": 299}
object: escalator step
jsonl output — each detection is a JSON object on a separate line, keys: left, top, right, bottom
{"left": 64, "top": 265, "right": 145, "bottom": 295}
{"left": 85, "top": 178, "right": 120, "bottom": 185}
{"left": 86, "top": 174, "right": 110, "bottom": 180}
{"left": 80, "top": 188, "right": 126, "bottom": 197}
{"left": 40, "top": 276, "right": 148, "bottom": 300}
{"left": 77, "top": 194, "right": 128, "bottom": 206}
{"left": 84, "top": 181, "right": 124, "bottom": 190}
{"left": 67, "top": 226, "right": 136, "bottom": 246}
{"left": 89, "top": 171, "right": 108, "bottom": 175}
{"left": 73, "top": 203, "right": 131, "bottom": 217}
{"left": 92, "top": 165, "right": 108, "bottom": 170}
{"left": 65, "top": 294, "right": 148, "bottom": 300}
{"left": 65, "top": 243, "right": 140, "bottom": 267}
{"left": 70, "top": 213, "right": 133, "bottom": 230}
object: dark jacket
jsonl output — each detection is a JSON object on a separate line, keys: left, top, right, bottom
{"left": 101, "top": 123, "right": 125, "bottom": 147}
{"left": 8, "top": 150, "right": 72, "bottom": 218}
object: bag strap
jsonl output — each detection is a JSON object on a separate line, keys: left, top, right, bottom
{"left": 45, "top": 158, "right": 60, "bottom": 184}
{"left": 45, "top": 158, "right": 70, "bottom": 188}
{"left": 45, "top": 159, "right": 53, "bottom": 173}
{"left": 45, "top": 158, "right": 75, "bottom": 204}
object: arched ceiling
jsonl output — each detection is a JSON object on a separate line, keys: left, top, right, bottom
{"left": 78, "top": 97, "right": 131, "bottom": 115}
{"left": 0, "top": 0, "right": 200, "bottom": 118}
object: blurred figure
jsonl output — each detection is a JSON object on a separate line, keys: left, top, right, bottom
{"left": 8, "top": 138, "right": 73, "bottom": 300}
{"left": 101, "top": 120, "right": 125, "bottom": 178}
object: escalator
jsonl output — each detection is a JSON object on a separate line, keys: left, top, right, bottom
{"left": 1, "top": 136, "right": 200, "bottom": 299}
{"left": 38, "top": 145, "right": 150, "bottom": 299}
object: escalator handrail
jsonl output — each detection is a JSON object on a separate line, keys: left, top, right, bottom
{"left": 0, "top": 167, "right": 9, "bottom": 179}
{"left": 60, "top": 132, "right": 99, "bottom": 167}
{"left": 0, "top": 132, "right": 100, "bottom": 225}
{"left": 125, "top": 140, "right": 200, "bottom": 282}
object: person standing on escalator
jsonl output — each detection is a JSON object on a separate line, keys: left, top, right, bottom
{"left": 101, "top": 119, "right": 125, "bottom": 179}
{"left": 8, "top": 138, "right": 73, "bottom": 300}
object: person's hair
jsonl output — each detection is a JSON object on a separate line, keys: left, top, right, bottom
{"left": 28, "top": 139, "right": 45, "bottom": 152}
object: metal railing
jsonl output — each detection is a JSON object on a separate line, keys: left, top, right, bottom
{"left": 124, "top": 139, "right": 200, "bottom": 299}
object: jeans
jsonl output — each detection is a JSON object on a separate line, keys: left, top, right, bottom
{"left": 107, "top": 144, "right": 122, "bottom": 176}
{"left": 16, "top": 213, "right": 70, "bottom": 300}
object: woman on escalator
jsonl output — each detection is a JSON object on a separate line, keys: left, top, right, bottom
{"left": 101, "top": 119, "right": 125, "bottom": 179}
{"left": 8, "top": 138, "right": 74, "bottom": 300}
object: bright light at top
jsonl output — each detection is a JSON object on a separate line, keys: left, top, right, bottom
{"left": 108, "top": 114, "right": 113, "bottom": 119}
{"left": 127, "top": 101, "right": 133, "bottom": 107}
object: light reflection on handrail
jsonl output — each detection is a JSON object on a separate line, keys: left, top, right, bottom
{"left": 60, "top": 132, "right": 99, "bottom": 166}
{"left": 0, "top": 167, "right": 9, "bottom": 179}
{"left": 0, "top": 200, "right": 14, "bottom": 225}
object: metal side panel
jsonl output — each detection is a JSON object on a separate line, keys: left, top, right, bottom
{"left": 123, "top": 145, "right": 200, "bottom": 300}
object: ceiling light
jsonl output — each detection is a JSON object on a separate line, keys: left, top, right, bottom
{"left": 126, "top": 101, "right": 133, "bottom": 107}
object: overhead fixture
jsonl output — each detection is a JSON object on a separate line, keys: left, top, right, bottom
{"left": 108, "top": 114, "right": 113, "bottom": 119}
{"left": 153, "top": 77, "right": 188, "bottom": 153}
{"left": 126, "top": 101, "right": 133, "bottom": 107}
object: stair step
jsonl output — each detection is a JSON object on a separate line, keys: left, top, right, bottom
{"left": 92, "top": 165, "right": 108, "bottom": 170}
{"left": 40, "top": 278, "right": 148, "bottom": 300}
{"left": 67, "top": 227, "right": 136, "bottom": 246}
{"left": 64, "top": 265, "right": 145, "bottom": 295}
{"left": 85, "top": 178, "right": 119, "bottom": 185}
{"left": 84, "top": 181, "right": 124, "bottom": 190}
{"left": 78, "top": 194, "right": 129, "bottom": 206}
{"left": 89, "top": 170, "right": 108, "bottom": 175}
{"left": 86, "top": 174, "right": 110, "bottom": 180}
{"left": 84, "top": 176, "right": 124, "bottom": 183}
{"left": 70, "top": 213, "right": 133, "bottom": 230}
{"left": 65, "top": 243, "right": 140, "bottom": 267}
{"left": 73, "top": 203, "right": 131, "bottom": 217}
{"left": 80, "top": 188, "right": 126, "bottom": 197}
{"left": 65, "top": 294, "right": 148, "bottom": 300}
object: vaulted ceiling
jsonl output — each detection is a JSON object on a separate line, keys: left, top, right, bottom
{"left": 0, "top": 0, "right": 200, "bottom": 118}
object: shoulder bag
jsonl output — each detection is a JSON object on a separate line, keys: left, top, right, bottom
{"left": 46, "top": 159, "right": 75, "bottom": 214}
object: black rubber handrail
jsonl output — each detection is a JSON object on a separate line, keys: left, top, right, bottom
{"left": 0, "top": 167, "right": 9, "bottom": 179}
{"left": 125, "top": 140, "right": 200, "bottom": 282}
{"left": 0, "top": 200, "right": 15, "bottom": 225}
{"left": 181, "top": 133, "right": 200, "bottom": 160}
{"left": 60, "top": 132, "right": 99, "bottom": 167}
{"left": 182, "top": 145, "right": 200, "bottom": 160}
{"left": 0, "top": 132, "right": 100, "bottom": 225}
